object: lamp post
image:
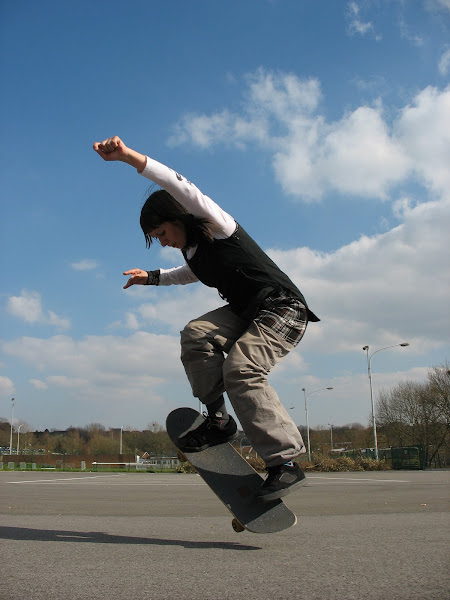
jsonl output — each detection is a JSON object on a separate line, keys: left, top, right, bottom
{"left": 17, "top": 424, "right": 22, "bottom": 455}
{"left": 329, "top": 423, "right": 334, "bottom": 451}
{"left": 362, "top": 342, "right": 409, "bottom": 461}
{"left": 120, "top": 426, "right": 123, "bottom": 455}
{"left": 9, "top": 398, "right": 15, "bottom": 455}
{"left": 302, "top": 387, "right": 334, "bottom": 461}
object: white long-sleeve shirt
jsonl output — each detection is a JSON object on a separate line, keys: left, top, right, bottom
{"left": 140, "top": 157, "right": 236, "bottom": 286}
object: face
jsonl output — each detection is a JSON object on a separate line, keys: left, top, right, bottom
{"left": 149, "top": 220, "right": 187, "bottom": 249}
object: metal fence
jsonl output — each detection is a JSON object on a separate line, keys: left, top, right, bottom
{"left": 341, "top": 445, "right": 426, "bottom": 469}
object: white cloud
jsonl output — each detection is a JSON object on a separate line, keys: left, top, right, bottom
{"left": 8, "top": 291, "right": 43, "bottom": 323}
{"left": 293, "top": 367, "right": 430, "bottom": 428}
{"left": 168, "top": 110, "right": 235, "bottom": 149}
{"left": 274, "top": 103, "right": 410, "bottom": 200}
{"left": 2, "top": 332, "right": 185, "bottom": 424}
{"left": 70, "top": 259, "right": 99, "bottom": 271}
{"left": 345, "top": 2, "right": 381, "bottom": 41}
{"left": 399, "top": 19, "right": 424, "bottom": 47}
{"left": 168, "top": 70, "right": 322, "bottom": 152}
{"left": 394, "top": 85, "right": 450, "bottom": 196}
{"left": 110, "top": 283, "right": 223, "bottom": 334}
{"left": 168, "top": 70, "right": 450, "bottom": 204}
{"left": 158, "top": 246, "right": 185, "bottom": 266}
{"left": 29, "top": 379, "right": 48, "bottom": 390}
{"left": 245, "top": 68, "right": 321, "bottom": 118}
{"left": 3, "top": 332, "right": 179, "bottom": 378}
{"left": 268, "top": 196, "right": 450, "bottom": 353}
{"left": 426, "top": 0, "right": 450, "bottom": 12}
{"left": 137, "top": 285, "right": 223, "bottom": 332}
{"left": 7, "top": 290, "right": 71, "bottom": 330}
{"left": 0, "top": 375, "right": 15, "bottom": 398}
{"left": 45, "top": 375, "right": 89, "bottom": 388}
{"left": 392, "top": 196, "right": 416, "bottom": 219}
{"left": 124, "top": 312, "right": 140, "bottom": 330}
{"left": 439, "top": 48, "right": 450, "bottom": 76}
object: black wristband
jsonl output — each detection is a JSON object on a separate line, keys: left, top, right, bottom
{"left": 146, "top": 270, "right": 160, "bottom": 286}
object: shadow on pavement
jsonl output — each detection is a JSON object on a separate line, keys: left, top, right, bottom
{"left": 0, "top": 526, "right": 261, "bottom": 551}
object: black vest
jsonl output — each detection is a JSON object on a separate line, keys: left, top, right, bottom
{"left": 183, "top": 224, "right": 320, "bottom": 322}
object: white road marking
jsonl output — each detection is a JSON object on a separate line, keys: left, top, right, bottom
{"left": 6, "top": 475, "right": 205, "bottom": 486}
{"left": 306, "top": 475, "right": 410, "bottom": 483}
{"left": 5, "top": 474, "right": 410, "bottom": 486}
{"left": 7, "top": 475, "right": 124, "bottom": 484}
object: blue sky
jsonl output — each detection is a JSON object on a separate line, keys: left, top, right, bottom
{"left": 1, "top": 0, "right": 449, "bottom": 433}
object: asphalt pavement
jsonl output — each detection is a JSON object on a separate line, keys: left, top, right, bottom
{"left": 0, "top": 470, "right": 449, "bottom": 600}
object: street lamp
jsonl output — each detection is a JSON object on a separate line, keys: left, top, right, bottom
{"left": 302, "top": 387, "right": 334, "bottom": 461}
{"left": 120, "top": 426, "right": 123, "bottom": 455}
{"left": 9, "top": 398, "right": 15, "bottom": 455}
{"left": 362, "top": 342, "right": 409, "bottom": 461}
{"left": 17, "top": 424, "right": 22, "bottom": 455}
{"left": 329, "top": 423, "right": 334, "bottom": 451}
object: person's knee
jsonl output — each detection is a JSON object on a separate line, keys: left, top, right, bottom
{"left": 180, "top": 319, "right": 218, "bottom": 369}
{"left": 180, "top": 321, "right": 199, "bottom": 362}
{"left": 180, "top": 319, "right": 204, "bottom": 346}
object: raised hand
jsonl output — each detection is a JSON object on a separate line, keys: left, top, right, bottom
{"left": 93, "top": 136, "right": 128, "bottom": 162}
{"left": 93, "top": 136, "right": 147, "bottom": 171}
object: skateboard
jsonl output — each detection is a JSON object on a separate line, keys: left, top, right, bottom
{"left": 166, "top": 407, "right": 297, "bottom": 534}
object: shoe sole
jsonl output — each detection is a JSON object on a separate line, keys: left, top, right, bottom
{"left": 257, "top": 477, "right": 307, "bottom": 503}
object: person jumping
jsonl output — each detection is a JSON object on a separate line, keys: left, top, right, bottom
{"left": 93, "top": 135, "right": 320, "bottom": 501}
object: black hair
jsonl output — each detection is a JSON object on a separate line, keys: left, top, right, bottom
{"left": 140, "top": 189, "right": 213, "bottom": 249}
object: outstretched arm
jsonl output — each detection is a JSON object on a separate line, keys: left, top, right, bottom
{"left": 123, "top": 265, "right": 199, "bottom": 289}
{"left": 93, "top": 136, "right": 147, "bottom": 172}
{"left": 94, "top": 135, "right": 236, "bottom": 238}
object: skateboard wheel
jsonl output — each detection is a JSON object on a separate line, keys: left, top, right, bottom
{"left": 232, "top": 518, "right": 245, "bottom": 533}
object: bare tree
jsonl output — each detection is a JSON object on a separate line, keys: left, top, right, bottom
{"left": 377, "top": 363, "right": 450, "bottom": 466}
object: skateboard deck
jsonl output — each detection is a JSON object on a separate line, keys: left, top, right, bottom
{"left": 166, "top": 407, "right": 297, "bottom": 534}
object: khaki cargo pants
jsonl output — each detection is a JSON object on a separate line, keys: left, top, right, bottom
{"left": 180, "top": 304, "right": 306, "bottom": 467}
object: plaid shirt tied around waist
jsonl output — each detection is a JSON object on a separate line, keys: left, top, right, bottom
{"left": 254, "top": 290, "right": 308, "bottom": 346}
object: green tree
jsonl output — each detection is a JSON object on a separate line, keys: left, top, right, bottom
{"left": 86, "top": 431, "right": 117, "bottom": 455}
{"left": 0, "top": 418, "right": 11, "bottom": 447}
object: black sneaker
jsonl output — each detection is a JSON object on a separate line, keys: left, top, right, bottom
{"left": 177, "top": 414, "right": 238, "bottom": 452}
{"left": 257, "top": 462, "right": 306, "bottom": 502}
